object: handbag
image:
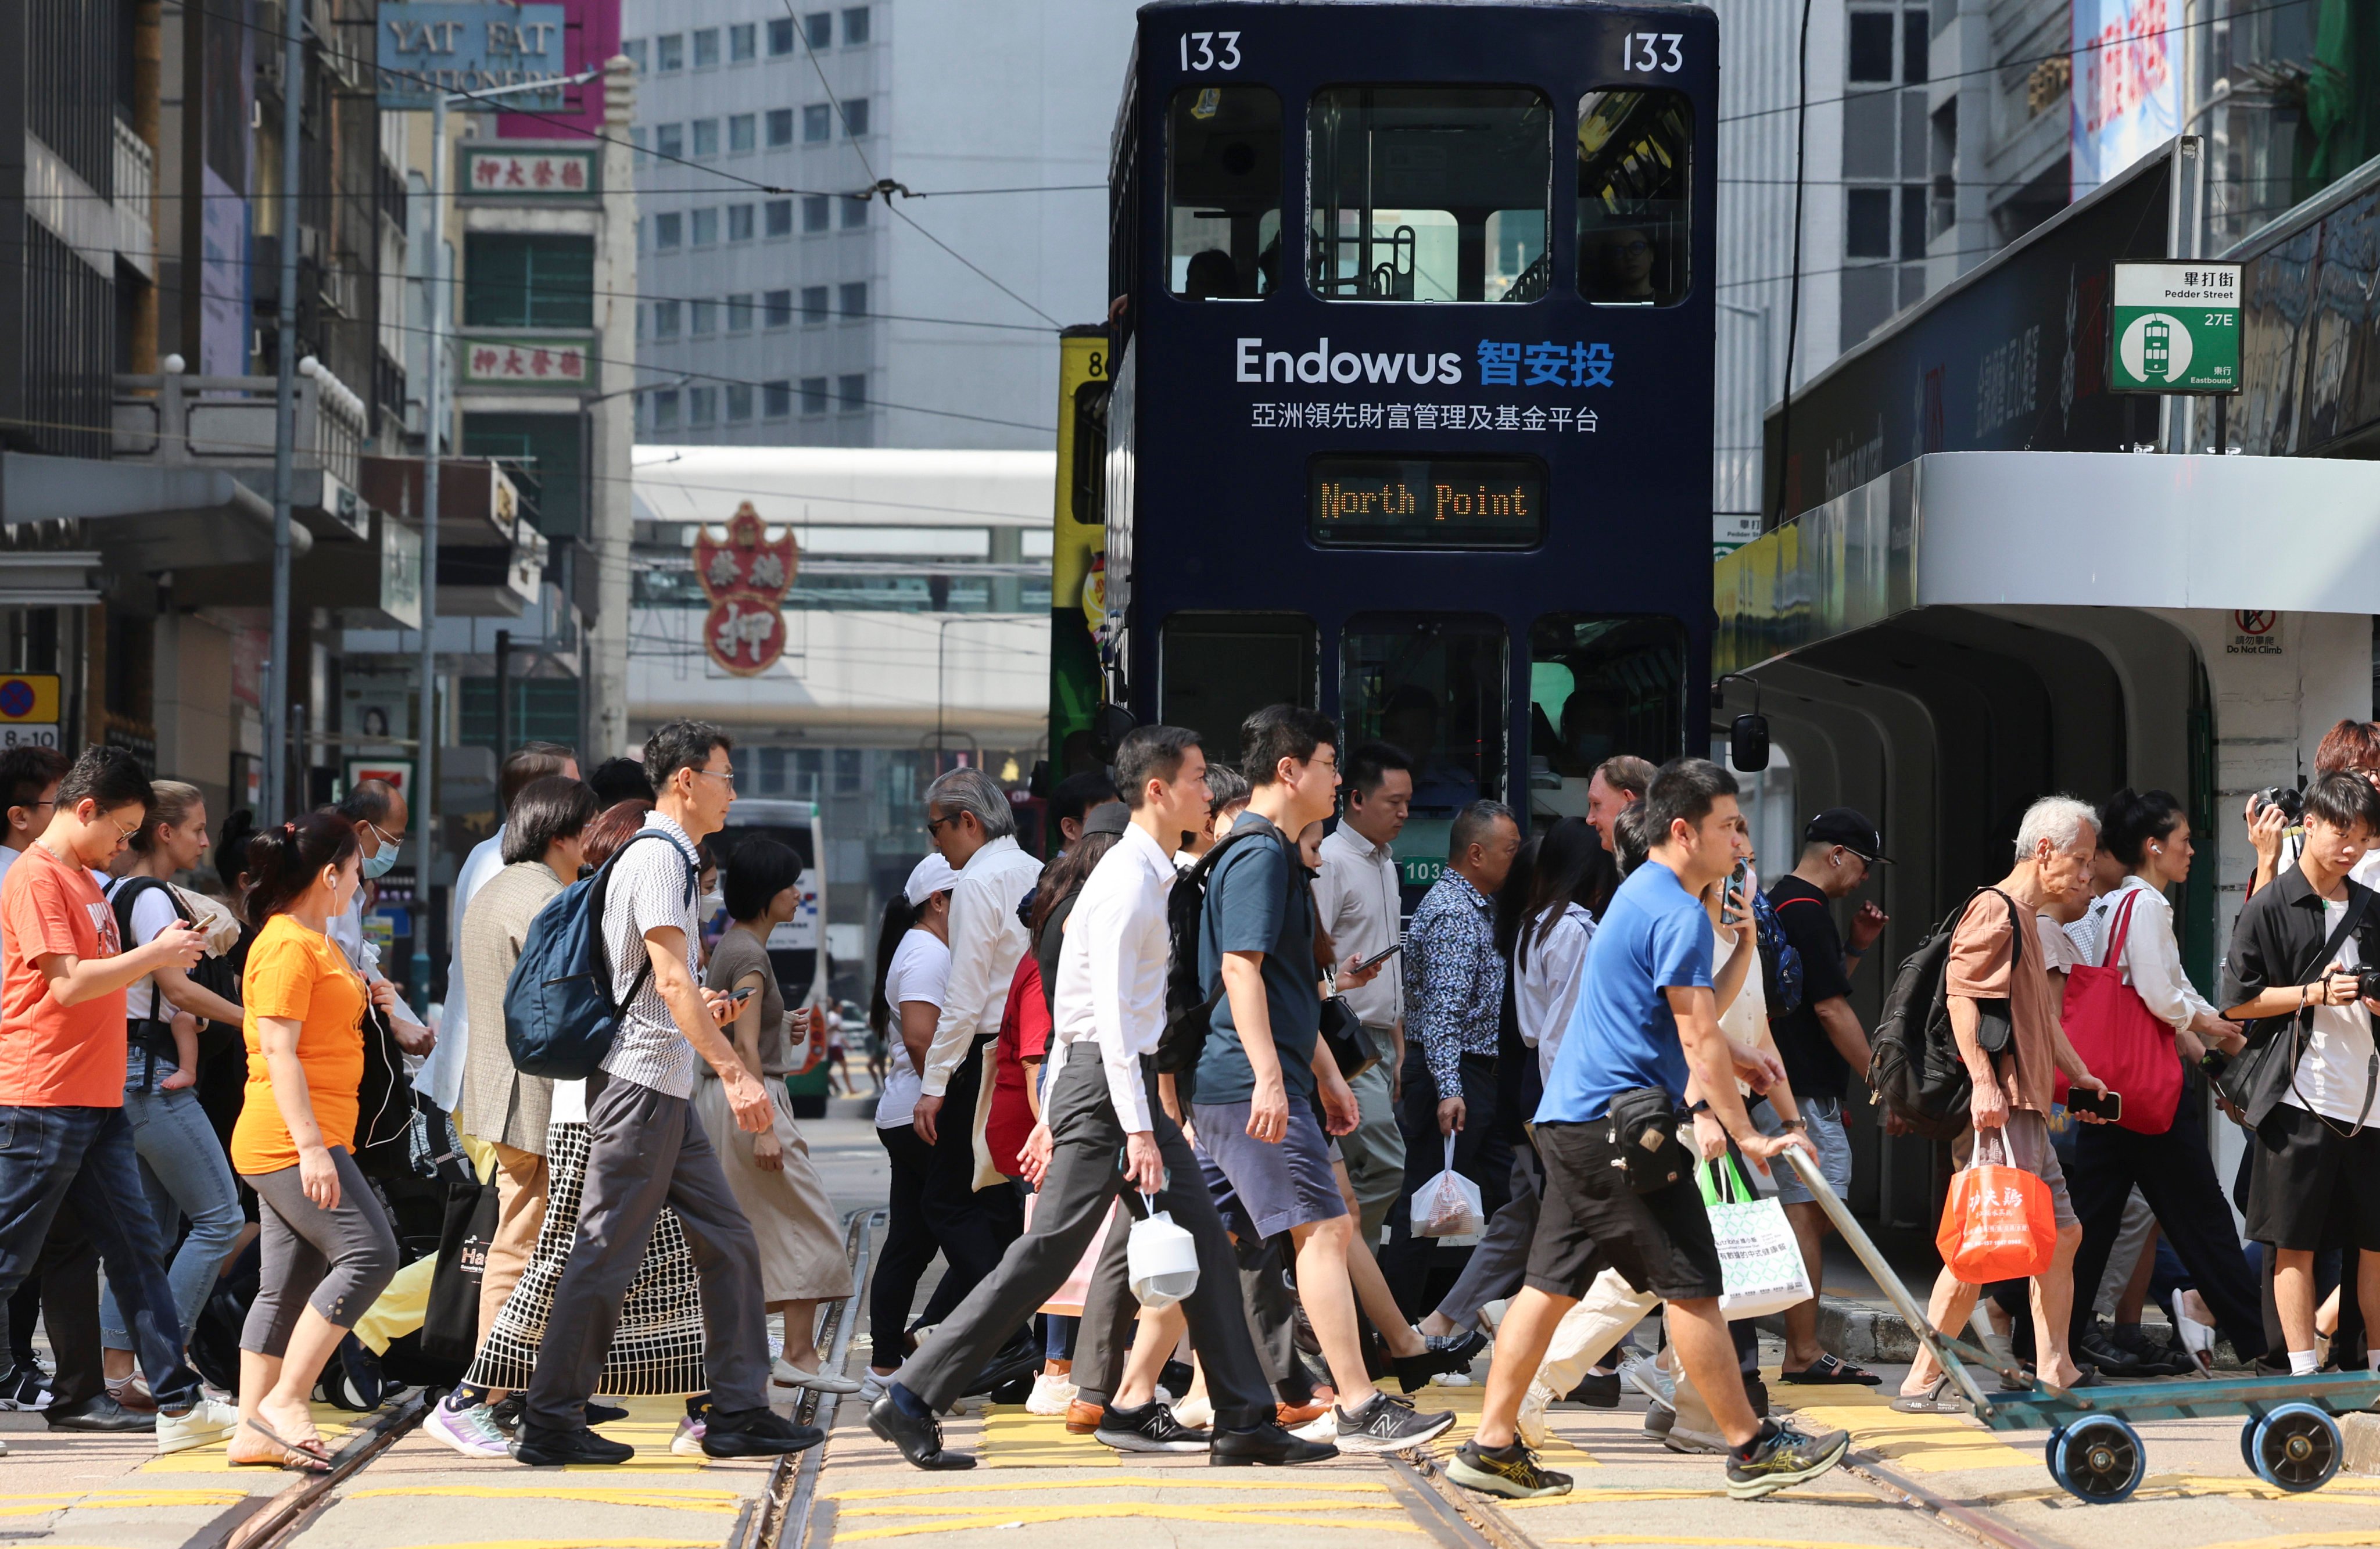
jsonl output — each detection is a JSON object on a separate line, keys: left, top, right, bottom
{"left": 420, "top": 1181, "right": 500, "bottom": 1364}
{"left": 2057, "top": 890, "right": 2184, "bottom": 1134}
{"left": 2220, "top": 885, "right": 2371, "bottom": 1131}
{"left": 1318, "top": 980, "right": 1377, "bottom": 1079}
{"left": 1027, "top": 1194, "right": 1120, "bottom": 1317}
{"left": 1697, "top": 1156, "right": 1812, "bottom": 1319}
{"left": 1936, "top": 1129, "right": 2057, "bottom": 1284}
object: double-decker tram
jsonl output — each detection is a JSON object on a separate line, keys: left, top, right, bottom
{"left": 1060, "top": 0, "right": 1717, "bottom": 888}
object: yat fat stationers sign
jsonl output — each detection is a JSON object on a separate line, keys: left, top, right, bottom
{"left": 378, "top": 2, "right": 569, "bottom": 110}
{"left": 2109, "top": 263, "right": 2239, "bottom": 394}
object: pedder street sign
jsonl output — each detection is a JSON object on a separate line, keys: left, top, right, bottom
{"left": 2109, "top": 262, "right": 2239, "bottom": 394}
{"left": 378, "top": 2, "right": 569, "bottom": 110}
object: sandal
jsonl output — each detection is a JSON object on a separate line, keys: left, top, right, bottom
{"left": 1888, "top": 1379, "right": 1967, "bottom": 1415}
{"left": 232, "top": 1415, "right": 334, "bottom": 1473}
{"left": 1780, "top": 1353, "right": 1881, "bottom": 1386}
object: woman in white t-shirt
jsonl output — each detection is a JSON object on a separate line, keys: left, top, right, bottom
{"left": 863, "top": 853, "right": 959, "bottom": 1394}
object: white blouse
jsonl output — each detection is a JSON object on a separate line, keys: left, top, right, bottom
{"left": 2097, "top": 874, "right": 2217, "bottom": 1032}
{"left": 1515, "top": 902, "right": 1594, "bottom": 1083}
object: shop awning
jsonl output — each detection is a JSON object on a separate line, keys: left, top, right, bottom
{"left": 0, "top": 452, "right": 310, "bottom": 571}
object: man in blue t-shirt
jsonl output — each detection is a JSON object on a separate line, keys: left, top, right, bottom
{"left": 1191, "top": 704, "right": 1454, "bottom": 1456}
{"left": 1448, "top": 759, "right": 1848, "bottom": 1505}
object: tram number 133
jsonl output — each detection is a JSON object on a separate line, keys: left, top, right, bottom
{"left": 1180, "top": 31, "right": 1242, "bottom": 71}
{"left": 1622, "top": 32, "right": 1684, "bottom": 72}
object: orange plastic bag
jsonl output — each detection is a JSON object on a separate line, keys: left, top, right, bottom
{"left": 1935, "top": 1130, "right": 2056, "bottom": 1285}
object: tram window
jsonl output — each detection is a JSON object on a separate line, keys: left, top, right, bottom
{"left": 1161, "top": 613, "right": 1317, "bottom": 759}
{"left": 1341, "top": 615, "right": 1507, "bottom": 864}
{"left": 1169, "top": 87, "right": 1283, "bottom": 299}
{"left": 1526, "top": 614, "right": 1686, "bottom": 824}
{"left": 1069, "top": 381, "right": 1109, "bottom": 524}
{"left": 1576, "top": 89, "right": 1691, "bottom": 306}
{"left": 1307, "top": 88, "right": 1552, "bottom": 303}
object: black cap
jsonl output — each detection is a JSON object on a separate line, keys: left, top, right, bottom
{"left": 1083, "top": 800, "right": 1131, "bottom": 837}
{"left": 1805, "top": 807, "right": 1892, "bottom": 864}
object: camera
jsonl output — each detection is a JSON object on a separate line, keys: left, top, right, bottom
{"left": 2357, "top": 969, "right": 2380, "bottom": 1002}
{"left": 2251, "top": 786, "right": 2305, "bottom": 823}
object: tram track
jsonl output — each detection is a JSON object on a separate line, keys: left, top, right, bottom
{"left": 743, "top": 1206, "right": 881, "bottom": 1549}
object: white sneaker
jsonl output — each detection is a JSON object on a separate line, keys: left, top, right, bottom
{"left": 770, "top": 1358, "right": 861, "bottom": 1395}
{"left": 424, "top": 1396, "right": 511, "bottom": 1460}
{"left": 1025, "top": 1372, "right": 1078, "bottom": 1415}
{"left": 1517, "top": 1381, "right": 1555, "bottom": 1448}
{"left": 1171, "top": 1393, "right": 1214, "bottom": 1430}
{"left": 155, "top": 1397, "right": 240, "bottom": 1455}
{"left": 671, "top": 1414, "right": 707, "bottom": 1456}
{"left": 1619, "top": 1352, "right": 1674, "bottom": 1408}
{"left": 1662, "top": 1417, "right": 1728, "bottom": 1454}
{"left": 859, "top": 1369, "right": 892, "bottom": 1403}
{"left": 1476, "top": 1301, "right": 1508, "bottom": 1336}
{"left": 1291, "top": 1408, "right": 1338, "bottom": 1443}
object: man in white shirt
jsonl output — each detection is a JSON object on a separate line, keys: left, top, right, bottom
{"left": 870, "top": 726, "right": 1332, "bottom": 1471}
{"left": 908, "top": 766, "right": 1042, "bottom": 1301}
{"left": 421, "top": 743, "right": 578, "bottom": 1115}
{"left": 1314, "top": 741, "right": 1412, "bottom": 1243}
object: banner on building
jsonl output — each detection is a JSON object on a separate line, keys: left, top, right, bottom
{"left": 378, "top": 2, "right": 570, "bottom": 110}
{"left": 2070, "top": 0, "right": 2178, "bottom": 197}
{"left": 696, "top": 503, "right": 800, "bottom": 677}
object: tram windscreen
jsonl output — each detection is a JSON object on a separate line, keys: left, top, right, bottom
{"left": 1309, "top": 455, "right": 1544, "bottom": 548}
{"left": 1576, "top": 89, "right": 1692, "bottom": 305}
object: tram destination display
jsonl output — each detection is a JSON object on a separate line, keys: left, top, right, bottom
{"left": 1309, "top": 455, "right": 1544, "bottom": 548}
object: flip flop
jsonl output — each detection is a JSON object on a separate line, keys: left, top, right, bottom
{"left": 1888, "top": 1379, "right": 1966, "bottom": 1415}
{"left": 232, "top": 1415, "right": 334, "bottom": 1473}
{"left": 1779, "top": 1353, "right": 1881, "bottom": 1386}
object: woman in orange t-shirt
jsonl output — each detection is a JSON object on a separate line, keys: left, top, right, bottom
{"left": 223, "top": 813, "right": 400, "bottom": 1472}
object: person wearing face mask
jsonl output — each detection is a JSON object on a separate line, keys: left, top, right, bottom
{"left": 325, "top": 781, "right": 433, "bottom": 1067}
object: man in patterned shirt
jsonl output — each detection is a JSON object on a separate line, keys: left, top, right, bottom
{"left": 1381, "top": 799, "right": 1522, "bottom": 1313}
{"left": 516, "top": 720, "right": 821, "bottom": 1468}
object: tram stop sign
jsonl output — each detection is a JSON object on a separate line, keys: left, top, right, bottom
{"left": 2109, "top": 263, "right": 2240, "bottom": 394}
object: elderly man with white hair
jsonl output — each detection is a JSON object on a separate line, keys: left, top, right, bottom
{"left": 1894, "top": 795, "right": 2112, "bottom": 1411}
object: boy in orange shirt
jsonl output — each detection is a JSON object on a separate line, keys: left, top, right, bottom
{"left": 0, "top": 746, "right": 237, "bottom": 1453}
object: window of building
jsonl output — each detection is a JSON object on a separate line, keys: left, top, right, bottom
{"left": 690, "top": 299, "right": 717, "bottom": 335}
{"left": 838, "top": 281, "right": 867, "bottom": 319}
{"left": 622, "top": 38, "right": 646, "bottom": 70}
{"left": 804, "top": 10, "right": 831, "bottom": 48}
{"left": 841, "top": 6, "right": 869, "bottom": 45}
{"left": 768, "top": 107, "right": 794, "bottom": 146}
{"left": 833, "top": 748, "right": 863, "bottom": 793}
{"left": 1845, "top": 186, "right": 1892, "bottom": 256}
{"left": 629, "top": 126, "right": 648, "bottom": 164}
{"left": 1160, "top": 614, "right": 1317, "bottom": 764}
{"left": 837, "top": 373, "right": 865, "bottom": 412}
{"left": 766, "top": 198, "right": 793, "bottom": 236}
{"left": 728, "top": 203, "right": 754, "bottom": 241}
{"left": 764, "top": 289, "right": 793, "bottom": 327}
{"left": 1525, "top": 614, "right": 1686, "bottom": 824}
{"left": 729, "top": 22, "right": 755, "bottom": 62}
{"left": 655, "top": 123, "right": 684, "bottom": 159}
{"left": 691, "top": 207, "right": 718, "bottom": 246}
{"left": 726, "top": 383, "right": 753, "bottom": 422}
{"left": 800, "top": 376, "right": 829, "bottom": 415}
{"left": 1167, "top": 86, "right": 1280, "bottom": 299}
{"left": 1340, "top": 614, "right": 1508, "bottom": 861}
{"left": 653, "top": 299, "right": 681, "bottom": 336}
{"left": 844, "top": 98, "right": 869, "bottom": 137}
{"left": 1847, "top": 10, "right": 1895, "bottom": 81}
{"left": 803, "top": 104, "right": 831, "bottom": 142}
{"left": 802, "top": 194, "right": 830, "bottom": 232}
{"left": 729, "top": 114, "right": 756, "bottom": 153}
{"left": 764, "top": 379, "right": 792, "bottom": 418}
{"left": 1576, "top": 89, "right": 1691, "bottom": 306}
{"left": 655, "top": 32, "right": 683, "bottom": 70}
{"left": 1903, "top": 8, "right": 1930, "bottom": 81}
{"left": 1309, "top": 87, "right": 1551, "bottom": 302}
{"left": 691, "top": 27, "right": 719, "bottom": 67}
{"left": 801, "top": 285, "right": 829, "bottom": 324}
{"left": 463, "top": 413, "right": 585, "bottom": 537}
{"left": 1840, "top": 8, "right": 1933, "bottom": 347}
{"left": 464, "top": 233, "right": 594, "bottom": 327}
{"left": 692, "top": 119, "right": 719, "bottom": 157}
{"left": 690, "top": 386, "right": 717, "bottom": 425}
{"left": 841, "top": 195, "right": 867, "bottom": 228}
{"left": 726, "top": 293, "right": 753, "bottom": 331}
{"left": 768, "top": 16, "right": 794, "bottom": 54}
{"left": 654, "top": 211, "right": 682, "bottom": 249}
{"left": 653, "top": 389, "right": 680, "bottom": 429}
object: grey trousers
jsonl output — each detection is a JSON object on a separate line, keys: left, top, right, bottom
{"left": 526, "top": 1070, "right": 770, "bottom": 1432}
{"left": 1433, "top": 1145, "right": 1541, "bottom": 1328}
{"left": 242, "top": 1146, "right": 399, "bottom": 1358}
{"left": 901, "top": 1052, "right": 1275, "bottom": 1428}
{"left": 1337, "top": 1057, "right": 1406, "bottom": 1244}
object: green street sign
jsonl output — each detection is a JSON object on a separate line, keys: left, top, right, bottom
{"left": 2109, "top": 263, "right": 2240, "bottom": 394}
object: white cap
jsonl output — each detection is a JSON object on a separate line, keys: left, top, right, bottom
{"left": 904, "top": 854, "right": 960, "bottom": 906}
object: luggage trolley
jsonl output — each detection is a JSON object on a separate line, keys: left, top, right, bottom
{"left": 1782, "top": 1148, "right": 2380, "bottom": 1505}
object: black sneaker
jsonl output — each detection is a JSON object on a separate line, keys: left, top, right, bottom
{"left": 586, "top": 1399, "right": 630, "bottom": 1425}
{"left": 702, "top": 1406, "right": 825, "bottom": 1458}
{"left": 1332, "top": 1391, "right": 1456, "bottom": 1454}
{"left": 1, "top": 1360, "right": 52, "bottom": 1411}
{"left": 490, "top": 1393, "right": 526, "bottom": 1433}
{"left": 1094, "top": 1401, "right": 1211, "bottom": 1453}
{"left": 1725, "top": 1418, "right": 1851, "bottom": 1500}
{"left": 2077, "top": 1323, "right": 2146, "bottom": 1378}
{"left": 1565, "top": 1369, "right": 1621, "bottom": 1408}
{"left": 511, "top": 1425, "right": 636, "bottom": 1466}
{"left": 1446, "top": 1437, "right": 1573, "bottom": 1499}
{"left": 1210, "top": 1419, "right": 1337, "bottom": 1466}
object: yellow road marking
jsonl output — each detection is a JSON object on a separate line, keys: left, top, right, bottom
{"left": 840, "top": 1499, "right": 1407, "bottom": 1517}
{"left": 0, "top": 1489, "right": 251, "bottom": 1517}
{"left": 1544, "top": 1539, "right": 1925, "bottom": 1549}
{"left": 825, "top": 1475, "right": 1395, "bottom": 1499}
{"left": 1500, "top": 1491, "right": 1876, "bottom": 1509}
{"left": 1780, "top": 1402, "right": 2034, "bottom": 1473}
{"left": 346, "top": 1486, "right": 744, "bottom": 1512}
{"left": 834, "top": 1503, "right": 1424, "bottom": 1540}
{"left": 2188, "top": 1536, "right": 2380, "bottom": 1549}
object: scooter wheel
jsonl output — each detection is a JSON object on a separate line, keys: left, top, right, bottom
{"left": 2249, "top": 1404, "right": 2341, "bottom": 1493}
{"left": 2050, "top": 1415, "right": 2145, "bottom": 1504}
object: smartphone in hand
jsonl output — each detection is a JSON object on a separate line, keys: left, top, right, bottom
{"left": 2067, "top": 1087, "right": 2123, "bottom": 1124}
{"left": 1352, "top": 941, "right": 1403, "bottom": 975}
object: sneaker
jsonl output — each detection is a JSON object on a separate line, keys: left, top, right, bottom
{"left": 773, "top": 1358, "right": 863, "bottom": 1396}
{"left": 1331, "top": 1391, "right": 1455, "bottom": 1454}
{"left": 490, "top": 1394, "right": 526, "bottom": 1434}
{"left": 1662, "top": 1415, "right": 1728, "bottom": 1454}
{"left": 1517, "top": 1381, "right": 1557, "bottom": 1448}
{"left": 1094, "top": 1401, "right": 1211, "bottom": 1453}
{"left": 586, "top": 1399, "right": 630, "bottom": 1425}
{"left": 1567, "top": 1369, "right": 1621, "bottom": 1408}
{"left": 1171, "top": 1393, "right": 1215, "bottom": 1430}
{"left": 425, "top": 1396, "right": 513, "bottom": 1460}
{"left": 1725, "top": 1418, "right": 1851, "bottom": 1500}
{"left": 1210, "top": 1419, "right": 1338, "bottom": 1466}
{"left": 1, "top": 1360, "right": 53, "bottom": 1410}
{"left": 671, "top": 1414, "right": 708, "bottom": 1456}
{"left": 702, "top": 1406, "right": 825, "bottom": 1458}
{"left": 1291, "top": 1408, "right": 1338, "bottom": 1443}
{"left": 1421, "top": 1328, "right": 1487, "bottom": 1360}
{"left": 1026, "top": 1372, "right": 1078, "bottom": 1415}
{"left": 1475, "top": 1300, "right": 1508, "bottom": 1336}
{"left": 1446, "top": 1437, "right": 1572, "bottom": 1500}
{"left": 512, "top": 1425, "right": 635, "bottom": 1466}
{"left": 2077, "top": 1322, "right": 2146, "bottom": 1377}
{"left": 107, "top": 1372, "right": 157, "bottom": 1412}
{"left": 1619, "top": 1352, "right": 1674, "bottom": 1407}
{"left": 860, "top": 1370, "right": 893, "bottom": 1403}
{"left": 155, "top": 1397, "right": 241, "bottom": 1455}
{"left": 1643, "top": 1401, "right": 1675, "bottom": 1441}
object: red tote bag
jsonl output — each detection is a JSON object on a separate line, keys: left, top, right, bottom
{"left": 2056, "top": 890, "right": 2184, "bottom": 1134}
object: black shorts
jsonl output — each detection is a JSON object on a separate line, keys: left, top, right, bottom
{"left": 2245, "top": 1102, "right": 2380, "bottom": 1253}
{"left": 1524, "top": 1119, "right": 1723, "bottom": 1303}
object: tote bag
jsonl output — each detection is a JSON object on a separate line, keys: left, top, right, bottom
{"left": 1024, "top": 1193, "right": 1119, "bottom": 1317}
{"left": 2056, "top": 890, "right": 2183, "bottom": 1134}
{"left": 1936, "top": 1130, "right": 2057, "bottom": 1284}
{"left": 1697, "top": 1156, "right": 1812, "bottom": 1319}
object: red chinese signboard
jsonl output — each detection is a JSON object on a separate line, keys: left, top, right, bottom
{"left": 460, "top": 148, "right": 597, "bottom": 198}
{"left": 460, "top": 338, "right": 592, "bottom": 388}
{"left": 696, "top": 503, "right": 799, "bottom": 676}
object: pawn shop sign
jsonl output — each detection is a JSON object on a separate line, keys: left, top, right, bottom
{"left": 696, "top": 503, "right": 800, "bottom": 676}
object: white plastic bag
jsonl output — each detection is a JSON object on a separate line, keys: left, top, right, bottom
{"left": 1698, "top": 1157, "right": 1812, "bottom": 1320}
{"left": 1127, "top": 1193, "right": 1200, "bottom": 1308}
{"left": 1410, "top": 1136, "right": 1486, "bottom": 1238}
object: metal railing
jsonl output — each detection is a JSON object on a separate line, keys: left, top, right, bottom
{"left": 110, "top": 361, "right": 367, "bottom": 494}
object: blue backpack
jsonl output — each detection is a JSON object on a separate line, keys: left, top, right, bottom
{"left": 504, "top": 829, "right": 697, "bottom": 1079}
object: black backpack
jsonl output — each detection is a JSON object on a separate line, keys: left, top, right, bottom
{"left": 1868, "top": 887, "right": 2023, "bottom": 1140}
{"left": 1157, "top": 820, "right": 1289, "bottom": 1074}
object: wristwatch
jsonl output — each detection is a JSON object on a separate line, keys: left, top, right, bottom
{"left": 1686, "top": 1098, "right": 1711, "bottom": 1116}
{"left": 1779, "top": 1117, "right": 1809, "bottom": 1132}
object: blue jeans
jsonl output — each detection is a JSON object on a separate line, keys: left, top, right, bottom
{"left": 99, "top": 1081, "right": 245, "bottom": 1354}
{"left": 0, "top": 1104, "right": 201, "bottom": 1410}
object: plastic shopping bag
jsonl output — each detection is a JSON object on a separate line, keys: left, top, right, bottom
{"left": 1410, "top": 1135, "right": 1486, "bottom": 1239}
{"left": 1935, "top": 1129, "right": 2057, "bottom": 1285}
{"left": 1127, "top": 1193, "right": 1200, "bottom": 1308}
{"left": 1697, "top": 1157, "right": 1812, "bottom": 1320}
